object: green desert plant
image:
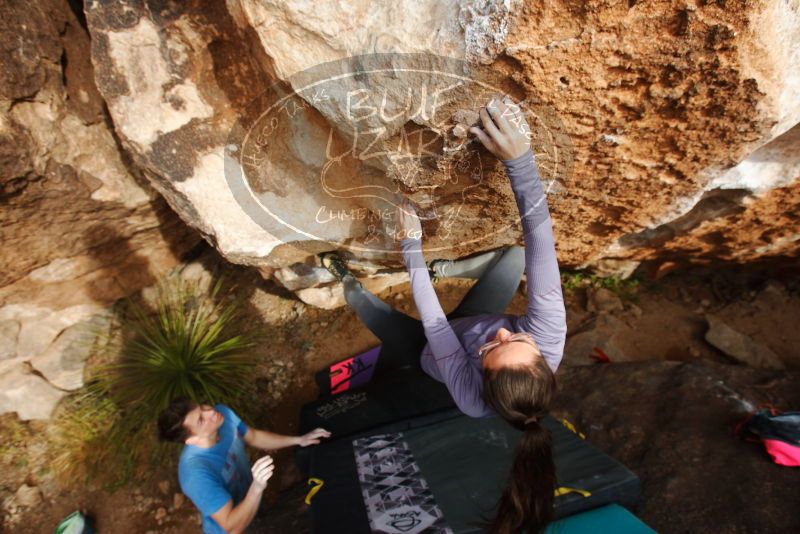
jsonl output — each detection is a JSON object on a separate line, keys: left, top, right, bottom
{"left": 591, "top": 274, "right": 641, "bottom": 302}
{"left": 50, "top": 392, "right": 119, "bottom": 484}
{"left": 96, "top": 278, "right": 258, "bottom": 418}
{"left": 560, "top": 272, "right": 588, "bottom": 291}
{"left": 560, "top": 271, "right": 642, "bottom": 301}
{"left": 54, "top": 277, "right": 261, "bottom": 489}
{"left": 0, "top": 415, "right": 33, "bottom": 472}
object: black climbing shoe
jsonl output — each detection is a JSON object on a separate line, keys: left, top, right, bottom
{"left": 320, "top": 252, "right": 354, "bottom": 282}
{"left": 427, "top": 259, "right": 452, "bottom": 285}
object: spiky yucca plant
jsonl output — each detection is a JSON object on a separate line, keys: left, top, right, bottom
{"left": 58, "top": 277, "right": 260, "bottom": 488}
{"left": 100, "top": 278, "right": 257, "bottom": 421}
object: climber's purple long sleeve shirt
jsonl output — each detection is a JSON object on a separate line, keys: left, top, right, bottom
{"left": 401, "top": 148, "right": 567, "bottom": 418}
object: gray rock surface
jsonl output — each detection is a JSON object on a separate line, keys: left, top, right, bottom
{"left": 0, "top": 0, "right": 200, "bottom": 419}
{"left": 0, "top": 363, "right": 66, "bottom": 420}
{"left": 563, "top": 315, "right": 634, "bottom": 366}
{"left": 14, "top": 485, "right": 42, "bottom": 509}
{"left": 551, "top": 360, "right": 800, "bottom": 533}
{"left": 705, "top": 314, "right": 785, "bottom": 369}
{"left": 586, "top": 287, "right": 625, "bottom": 314}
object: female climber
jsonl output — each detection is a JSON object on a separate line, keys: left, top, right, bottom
{"left": 320, "top": 96, "right": 567, "bottom": 534}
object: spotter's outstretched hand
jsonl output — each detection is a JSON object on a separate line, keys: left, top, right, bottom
{"left": 470, "top": 96, "right": 532, "bottom": 161}
{"left": 297, "top": 427, "right": 331, "bottom": 447}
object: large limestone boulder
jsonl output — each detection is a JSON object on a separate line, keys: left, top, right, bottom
{"left": 0, "top": 363, "right": 65, "bottom": 421}
{"left": 0, "top": 0, "right": 200, "bottom": 419}
{"left": 82, "top": 0, "right": 799, "bottom": 306}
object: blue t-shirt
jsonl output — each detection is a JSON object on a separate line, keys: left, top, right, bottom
{"left": 178, "top": 404, "right": 252, "bottom": 534}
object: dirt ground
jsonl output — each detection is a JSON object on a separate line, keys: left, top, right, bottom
{"left": 1, "top": 253, "right": 798, "bottom": 533}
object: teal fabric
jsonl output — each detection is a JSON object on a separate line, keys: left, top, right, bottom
{"left": 54, "top": 511, "right": 93, "bottom": 534}
{"left": 545, "top": 504, "right": 657, "bottom": 534}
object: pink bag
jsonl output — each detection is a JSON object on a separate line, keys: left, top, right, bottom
{"left": 739, "top": 408, "right": 800, "bottom": 467}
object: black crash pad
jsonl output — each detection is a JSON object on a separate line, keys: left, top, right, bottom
{"left": 297, "top": 367, "right": 461, "bottom": 471}
{"left": 305, "top": 415, "right": 641, "bottom": 534}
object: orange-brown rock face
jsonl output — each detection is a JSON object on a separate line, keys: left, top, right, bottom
{"left": 79, "top": 0, "right": 797, "bottom": 310}
{"left": 0, "top": 0, "right": 797, "bottom": 417}
{"left": 502, "top": 1, "right": 799, "bottom": 272}
{"left": 0, "top": 0, "right": 199, "bottom": 419}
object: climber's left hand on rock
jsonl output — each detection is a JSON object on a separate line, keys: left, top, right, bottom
{"left": 470, "top": 96, "right": 531, "bottom": 161}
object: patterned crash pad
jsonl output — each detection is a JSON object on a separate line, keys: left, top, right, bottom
{"left": 305, "top": 415, "right": 641, "bottom": 533}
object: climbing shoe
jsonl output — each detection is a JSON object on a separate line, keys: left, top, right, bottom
{"left": 427, "top": 258, "right": 452, "bottom": 284}
{"left": 320, "top": 252, "right": 354, "bottom": 282}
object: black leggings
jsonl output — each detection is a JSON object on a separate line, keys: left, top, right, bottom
{"left": 343, "top": 246, "right": 525, "bottom": 373}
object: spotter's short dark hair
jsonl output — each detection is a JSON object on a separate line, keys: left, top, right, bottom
{"left": 157, "top": 397, "right": 198, "bottom": 443}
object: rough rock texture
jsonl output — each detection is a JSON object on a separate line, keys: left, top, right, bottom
{"left": 552, "top": 360, "right": 800, "bottom": 534}
{"left": 0, "top": 364, "right": 66, "bottom": 421}
{"left": 1, "top": 0, "right": 797, "bottom": 413}
{"left": 79, "top": 0, "right": 800, "bottom": 307}
{"left": 586, "top": 286, "right": 624, "bottom": 313}
{"left": 508, "top": 0, "right": 800, "bottom": 272}
{"left": 0, "top": 0, "right": 199, "bottom": 419}
{"left": 564, "top": 314, "right": 632, "bottom": 365}
{"left": 705, "top": 279, "right": 800, "bottom": 368}
{"left": 14, "top": 484, "right": 42, "bottom": 509}
{"left": 705, "top": 313, "right": 785, "bottom": 369}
